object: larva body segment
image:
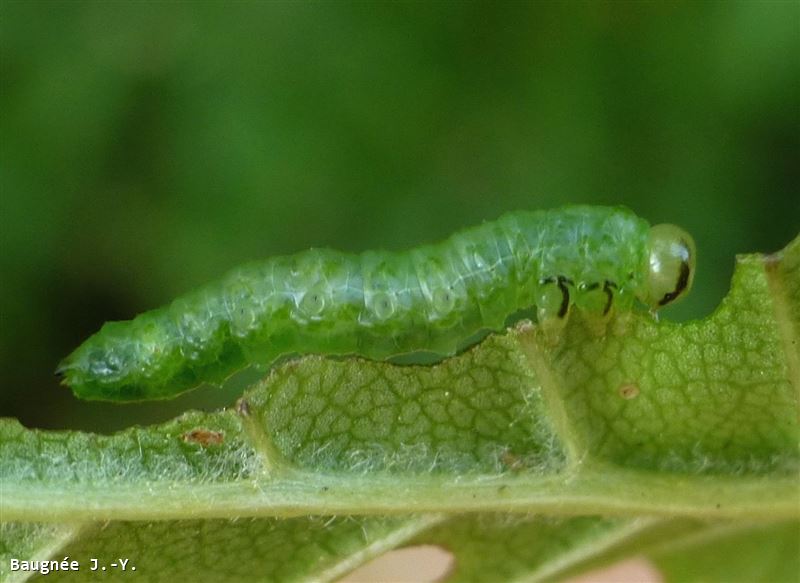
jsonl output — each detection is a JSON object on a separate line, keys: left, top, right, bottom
{"left": 59, "top": 206, "right": 693, "bottom": 401}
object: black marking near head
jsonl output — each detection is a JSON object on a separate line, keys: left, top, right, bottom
{"left": 556, "top": 276, "right": 572, "bottom": 318}
{"left": 602, "top": 281, "right": 617, "bottom": 315}
{"left": 657, "top": 257, "right": 691, "bottom": 307}
{"left": 540, "top": 276, "right": 571, "bottom": 318}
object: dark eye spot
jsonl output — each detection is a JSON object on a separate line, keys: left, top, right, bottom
{"left": 658, "top": 259, "right": 691, "bottom": 306}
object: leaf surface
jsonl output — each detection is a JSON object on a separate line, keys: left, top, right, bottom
{"left": 2, "top": 236, "right": 798, "bottom": 582}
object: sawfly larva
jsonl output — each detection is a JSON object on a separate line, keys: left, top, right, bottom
{"left": 58, "top": 206, "right": 696, "bottom": 401}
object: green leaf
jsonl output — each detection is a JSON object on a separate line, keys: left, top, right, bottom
{"left": 1, "top": 236, "right": 798, "bottom": 582}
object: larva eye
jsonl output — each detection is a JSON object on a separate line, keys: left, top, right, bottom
{"left": 644, "top": 224, "right": 696, "bottom": 309}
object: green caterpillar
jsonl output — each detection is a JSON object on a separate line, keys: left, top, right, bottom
{"left": 58, "top": 206, "right": 696, "bottom": 401}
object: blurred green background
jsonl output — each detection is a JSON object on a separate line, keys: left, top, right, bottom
{"left": 1, "top": 1, "right": 798, "bottom": 431}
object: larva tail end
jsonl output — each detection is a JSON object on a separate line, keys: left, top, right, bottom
{"left": 54, "top": 360, "right": 72, "bottom": 383}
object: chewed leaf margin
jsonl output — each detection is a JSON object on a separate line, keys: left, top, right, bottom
{"left": 0, "top": 235, "right": 798, "bottom": 583}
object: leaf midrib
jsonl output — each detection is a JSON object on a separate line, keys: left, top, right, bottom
{"left": 3, "top": 465, "right": 797, "bottom": 522}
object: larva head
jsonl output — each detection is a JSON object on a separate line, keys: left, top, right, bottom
{"left": 642, "top": 224, "right": 696, "bottom": 309}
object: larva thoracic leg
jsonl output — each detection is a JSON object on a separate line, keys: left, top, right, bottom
{"left": 57, "top": 206, "right": 696, "bottom": 401}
